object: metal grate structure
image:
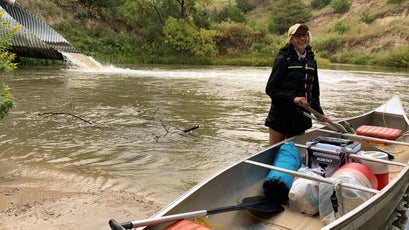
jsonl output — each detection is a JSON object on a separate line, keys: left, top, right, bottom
{"left": 0, "top": 1, "right": 78, "bottom": 60}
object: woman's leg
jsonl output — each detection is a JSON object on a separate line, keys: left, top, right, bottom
{"left": 268, "top": 128, "right": 286, "bottom": 145}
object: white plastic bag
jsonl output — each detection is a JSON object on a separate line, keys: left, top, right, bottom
{"left": 288, "top": 167, "right": 322, "bottom": 215}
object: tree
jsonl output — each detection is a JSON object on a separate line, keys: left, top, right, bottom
{"left": 214, "top": 22, "right": 262, "bottom": 56}
{"left": 212, "top": 4, "right": 246, "bottom": 23}
{"left": 163, "top": 17, "right": 218, "bottom": 57}
{"left": 0, "top": 12, "right": 20, "bottom": 119}
{"left": 236, "top": 0, "right": 257, "bottom": 13}
{"left": 268, "top": 0, "right": 312, "bottom": 34}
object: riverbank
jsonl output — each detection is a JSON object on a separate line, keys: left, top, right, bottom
{"left": 0, "top": 179, "right": 157, "bottom": 230}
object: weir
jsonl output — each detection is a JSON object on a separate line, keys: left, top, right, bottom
{"left": 60, "top": 52, "right": 104, "bottom": 70}
{"left": 0, "top": 0, "right": 103, "bottom": 70}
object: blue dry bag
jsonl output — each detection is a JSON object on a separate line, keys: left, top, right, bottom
{"left": 263, "top": 141, "right": 301, "bottom": 204}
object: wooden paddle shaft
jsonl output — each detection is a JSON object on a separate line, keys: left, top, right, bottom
{"left": 303, "top": 112, "right": 341, "bottom": 132}
{"left": 303, "top": 106, "right": 348, "bottom": 133}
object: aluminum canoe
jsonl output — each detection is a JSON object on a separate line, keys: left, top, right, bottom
{"left": 118, "top": 95, "right": 409, "bottom": 230}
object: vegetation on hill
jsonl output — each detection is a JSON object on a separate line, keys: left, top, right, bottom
{"left": 14, "top": 0, "right": 409, "bottom": 68}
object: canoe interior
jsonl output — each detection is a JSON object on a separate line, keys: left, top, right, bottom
{"left": 144, "top": 96, "right": 409, "bottom": 230}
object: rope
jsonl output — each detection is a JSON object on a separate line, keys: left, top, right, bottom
{"left": 195, "top": 216, "right": 224, "bottom": 230}
{"left": 380, "top": 98, "right": 388, "bottom": 127}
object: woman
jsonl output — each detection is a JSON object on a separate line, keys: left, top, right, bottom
{"left": 265, "top": 23, "right": 329, "bottom": 145}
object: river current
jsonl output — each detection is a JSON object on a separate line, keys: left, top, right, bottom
{"left": 0, "top": 64, "right": 408, "bottom": 229}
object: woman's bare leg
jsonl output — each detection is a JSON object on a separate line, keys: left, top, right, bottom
{"left": 268, "top": 128, "right": 286, "bottom": 145}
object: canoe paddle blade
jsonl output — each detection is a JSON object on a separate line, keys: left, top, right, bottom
{"left": 241, "top": 195, "right": 284, "bottom": 213}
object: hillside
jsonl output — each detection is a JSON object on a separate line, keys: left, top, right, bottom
{"left": 246, "top": 0, "right": 409, "bottom": 55}
{"left": 309, "top": 0, "right": 409, "bottom": 55}
{"left": 12, "top": 0, "right": 409, "bottom": 67}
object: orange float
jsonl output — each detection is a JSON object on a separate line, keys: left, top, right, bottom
{"left": 164, "top": 219, "right": 211, "bottom": 230}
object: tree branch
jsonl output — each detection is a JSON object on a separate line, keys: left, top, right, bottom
{"left": 39, "top": 112, "right": 92, "bottom": 125}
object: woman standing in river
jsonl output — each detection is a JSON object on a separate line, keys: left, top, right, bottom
{"left": 265, "top": 23, "right": 329, "bottom": 145}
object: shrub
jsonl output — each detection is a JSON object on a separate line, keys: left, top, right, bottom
{"left": 236, "top": 0, "right": 257, "bottom": 12}
{"left": 311, "top": 0, "right": 331, "bottom": 10}
{"left": 312, "top": 33, "right": 344, "bottom": 53}
{"left": 163, "top": 17, "right": 218, "bottom": 57}
{"left": 388, "top": 0, "right": 405, "bottom": 3}
{"left": 329, "top": 21, "right": 349, "bottom": 34}
{"left": 360, "top": 10, "right": 375, "bottom": 24}
{"left": 214, "top": 22, "right": 262, "bottom": 56}
{"left": 376, "top": 45, "right": 409, "bottom": 68}
{"left": 331, "top": 0, "right": 352, "bottom": 13}
{"left": 0, "top": 83, "right": 14, "bottom": 119}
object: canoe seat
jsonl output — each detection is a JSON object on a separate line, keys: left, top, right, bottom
{"left": 355, "top": 125, "right": 402, "bottom": 141}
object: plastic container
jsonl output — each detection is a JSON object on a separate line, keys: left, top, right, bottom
{"left": 358, "top": 151, "right": 389, "bottom": 190}
{"left": 319, "top": 163, "right": 376, "bottom": 225}
{"left": 336, "top": 162, "right": 378, "bottom": 189}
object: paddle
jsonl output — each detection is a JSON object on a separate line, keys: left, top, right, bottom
{"left": 108, "top": 196, "right": 283, "bottom": 230}
{"left": 303, "top": 105, "right": 348, "bottom": 133}
{"left": 303, "top": 111, "right": 397, "bottom": 159}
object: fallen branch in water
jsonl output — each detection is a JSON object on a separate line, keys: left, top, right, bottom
{"left": 160, "top": 120, "right": 200, "bottom": 134}
{"left": 156, "top": 120, "right": 200, "bottom": 140}
{"left": 160, "top": 119, "right": 170, "bottom": 135}
{"left": 182, "top": 125, "right": 200, "bottom": 133}
{"left": 39, "top": 112, "right": 92, "bottom": 125}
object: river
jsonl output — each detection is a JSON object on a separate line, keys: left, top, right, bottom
{"left": 0, "top": 64, "right": 408, "bottom": 229}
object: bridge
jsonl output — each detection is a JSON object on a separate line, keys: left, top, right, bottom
{"left": 0, "top": 0, "right": 78, "bottom": 60}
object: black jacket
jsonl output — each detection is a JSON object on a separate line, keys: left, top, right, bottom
{"left": 265, "top": 43, "right": 324, "bottom": 135}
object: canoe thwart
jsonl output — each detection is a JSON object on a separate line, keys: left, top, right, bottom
{"left": 317, "top": 129, "right": 409, "bottom": 147}
{"left": 245, "top": 160, "right": 380, "bottom": 194}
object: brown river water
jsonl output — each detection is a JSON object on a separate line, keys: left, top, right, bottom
{"left": 0, "top": 64, "right": 408, "bottom": 229}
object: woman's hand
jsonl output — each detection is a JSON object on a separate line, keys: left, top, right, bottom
{"left": 317, "top": 114, "right": 330, "bottom": 123}
{"left": 294, "top": 97, "right": 309, "bottom": 107}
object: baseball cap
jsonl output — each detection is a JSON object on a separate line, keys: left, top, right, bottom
{"left": 288, "top": 24, "right": 309, "bottom": 38}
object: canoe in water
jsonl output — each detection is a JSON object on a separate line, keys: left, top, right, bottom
{"left": 110, "top": 95, "right": 409, "bottom": 230}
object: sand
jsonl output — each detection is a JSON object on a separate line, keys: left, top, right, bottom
{"left": 0, "top": 181, "right": 161, "bottom": 230}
